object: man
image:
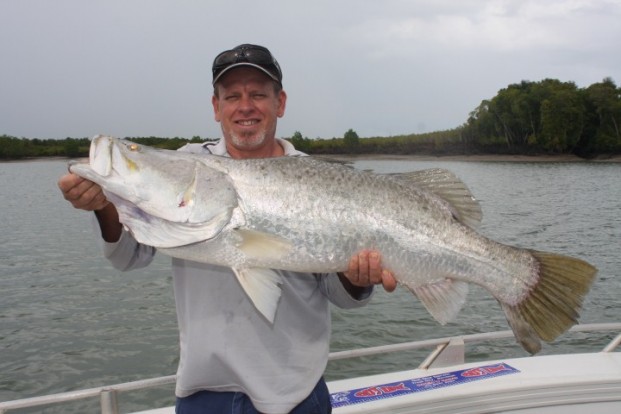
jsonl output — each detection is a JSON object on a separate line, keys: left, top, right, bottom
{"left": 58, "top": 44, "right": 396, "bottom": 414}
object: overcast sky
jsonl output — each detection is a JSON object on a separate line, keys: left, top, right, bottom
{"left": 1, "top": 0, "right": 619, "bottom": 140}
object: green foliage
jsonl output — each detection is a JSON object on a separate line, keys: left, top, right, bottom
{"left": 63, "top": 137, "right": 81, "bottom": 158}
{"left": 287, "top": 131, "right": 313, "bottom": 153}
{"left": 463, "top": 77, "right": 621, "bottom": 155}
{"left": 0, "top": 135, "right": 209, "bottom": 160}
{"left": 582, "top": 78, "right": 621, "bottom": 153}
{"left": 0, "top": 135, "right": 29, "bottom": 159}
{"left": 343, "top": 129, "right": 360, "bottom": 149}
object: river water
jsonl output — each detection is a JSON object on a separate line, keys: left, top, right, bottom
{"left": 0, "top": 158, "right": 619, "bottom": 413}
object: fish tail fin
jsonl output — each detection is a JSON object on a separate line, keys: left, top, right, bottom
{"left": 501, "top": 250, "right": 597, "bottom": 354}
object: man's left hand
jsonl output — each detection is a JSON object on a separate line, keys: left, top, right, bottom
{"left": 341, "top": 250, "right": 397, "bottom": 292}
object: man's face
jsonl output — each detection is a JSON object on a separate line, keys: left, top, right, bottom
{"left": 212, "top": 67, "right": 286, "bottom": 156}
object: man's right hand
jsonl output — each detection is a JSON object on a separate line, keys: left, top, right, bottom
{"left": 58, "top": 173, "right": 123, "bottom": 242}
{"left": 58, "top": 173, "right": 109, "bottom": 211}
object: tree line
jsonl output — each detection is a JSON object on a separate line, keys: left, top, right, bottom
{"left": 2, "top": 77, "right": 619, "bottom": 160}
{"left": 461, "top": 77, "right": 620, "bottom": 156}
{"left": 0, "top": 136, "right": 205, "bottom": 160}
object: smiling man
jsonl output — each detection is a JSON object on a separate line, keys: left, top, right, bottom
{"left": 172, "top": 45, "right": 396, "bottom": 412}
{"left": 212, "top": 59, "right": 287, "bottom": 158}
{"left": 58, "top": 44, "right": 396, "bottom": 414}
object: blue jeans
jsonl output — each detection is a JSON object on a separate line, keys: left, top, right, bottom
{"left": 175, "top": 377, "right": 332, "bottom": 414}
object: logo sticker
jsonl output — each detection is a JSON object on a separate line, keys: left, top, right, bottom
{"left": 330, "top": 362, "right": 519, "bottom": 408}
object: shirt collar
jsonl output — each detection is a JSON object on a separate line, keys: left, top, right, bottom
{"left": 205, "top": 137, "right": 304, "bottom": 157}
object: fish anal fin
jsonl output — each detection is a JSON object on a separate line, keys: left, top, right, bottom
{"left": 408, "top": 278, "right": 469, "bottom": 325}
{"left": 396, "top": 169, "right": 482, "bottom": 229}
{"left": 233, "top": 267, "right": 283, "bottom": 323}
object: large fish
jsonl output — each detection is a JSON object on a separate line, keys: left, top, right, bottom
{"left": 69, "top": 135, "right": 597, "bottom": 354}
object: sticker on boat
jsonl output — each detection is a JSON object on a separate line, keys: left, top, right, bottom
{"left": 330, "top": 362, "right": 520, "bottom": 407}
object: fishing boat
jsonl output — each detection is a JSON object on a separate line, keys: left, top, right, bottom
{"left": 1, "top": 323, "right": 620, "bottom": 414}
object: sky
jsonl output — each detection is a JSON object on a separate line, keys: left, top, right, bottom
{"left": 1, "top": 0, "right": 620, "bottom": 140}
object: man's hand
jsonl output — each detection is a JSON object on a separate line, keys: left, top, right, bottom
{"left": 58, "top": 173, "right": 122, "bottom": 242}
{"left": 58, "top": 173, "right": 109, "bottom": 211}
{"left": 341, "top": 250, "right": 397, "bottom": 293}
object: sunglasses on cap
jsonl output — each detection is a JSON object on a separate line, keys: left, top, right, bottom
{"left": 212, "top": 44, "right": 282, "bottom": 85}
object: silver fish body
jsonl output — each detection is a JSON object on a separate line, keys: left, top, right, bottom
{"left": 70, "top": 136, "right": 597, "bottom": 354}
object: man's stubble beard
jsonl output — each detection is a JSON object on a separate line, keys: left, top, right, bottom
{"left": 228, "top": 128, "right": 268, "bottom": 151}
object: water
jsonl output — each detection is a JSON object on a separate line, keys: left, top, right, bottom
{"left": 1, "top": 158, "right": 620, "bottom": 413}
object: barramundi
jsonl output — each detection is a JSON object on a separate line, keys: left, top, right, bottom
{"left": 69, "top": 135, "right": 597, "bottom": 354}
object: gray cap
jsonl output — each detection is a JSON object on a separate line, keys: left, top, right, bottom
{"left": 212, "top": 44, "right": 282, "bottom": 85}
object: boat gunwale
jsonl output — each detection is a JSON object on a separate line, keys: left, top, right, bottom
{"left": 1, "top": 322, "right": 620, "bottom": 413}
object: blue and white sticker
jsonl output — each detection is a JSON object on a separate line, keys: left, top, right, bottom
{"left": 330, "top": 362, "right": 520, "bottom": 408}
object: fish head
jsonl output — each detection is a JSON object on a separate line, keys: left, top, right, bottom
{"left": 69, "top": 135, "right": 238, "bottom": 248}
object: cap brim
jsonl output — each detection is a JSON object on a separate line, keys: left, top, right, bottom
{"left": 212, "top": 62, "right": 280, "bottom": 85}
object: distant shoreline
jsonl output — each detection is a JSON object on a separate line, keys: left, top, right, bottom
{"left": 321, "top": 153, "right": 621, "bottom": 163}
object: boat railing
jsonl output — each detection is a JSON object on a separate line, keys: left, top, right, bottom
{"left": 1, "top": 322, "right": 620, "bottom": 414}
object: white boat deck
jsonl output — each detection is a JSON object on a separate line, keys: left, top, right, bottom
{"left": 329, "top": 352, "right": 621, "bottom": 413}
{"left": 2, "top": 323, "right": 620, "bottom": 414}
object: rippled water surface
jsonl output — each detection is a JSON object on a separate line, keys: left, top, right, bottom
{"left": 1, "top": 159, "right": 619, "bottom": 413}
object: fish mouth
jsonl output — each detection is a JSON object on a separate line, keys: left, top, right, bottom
{"left": 90, "top": 135, "right": 114, "bottom": 176}
{"left": 86, "top": 135, "right": 140, "bottom": 178}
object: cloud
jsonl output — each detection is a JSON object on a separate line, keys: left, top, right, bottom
{"left": 0, "top": 0, "right": 619, "bottom": 139}
{"left": 347, "top": 0, "right": 620, "bottom": 56}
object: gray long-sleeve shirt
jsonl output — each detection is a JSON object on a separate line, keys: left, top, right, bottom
{"left": 100, "top": 138, "right": 372, "bottom": 413}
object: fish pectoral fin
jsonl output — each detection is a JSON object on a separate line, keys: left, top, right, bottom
{"left": 408, "top": 279, "right": 469, "bottom": 325}
{"left": 232, "top": 267, "right": 283, "bottom": 323}
{"left": 235, "top": 229, "right": 293, "bottom": 260}
{"left": 230, "top": 230, "right": 292, "bottom": 322}
{"left": 396, "top": 169, "right": 482, "bottom": 229}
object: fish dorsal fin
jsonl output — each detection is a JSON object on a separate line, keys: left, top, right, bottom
{"left": 407, "top": 279, "right": 469, "bottom": 324}
{"left": 232, "top": 267, "right": 283, "bottom": 323}
{"left": 393, "top": 169, "right": 482, "bottom": 229}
